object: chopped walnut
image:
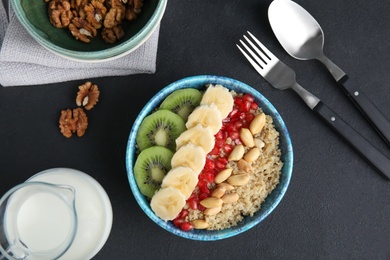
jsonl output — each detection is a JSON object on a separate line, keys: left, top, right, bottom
{"left": 70, "top": 0, "right": 88, "bottom": 11}
{"left": 45, "top": 0, "right": 145, "bottom": 44}
{"left": 133, "top": 0, "right": 143, "bottom": 12}
{"left": 69, "top": 17, "right": 97, "bottom": 43}
{"left": 84, "top": 1, "right": 107, "bottom": 29}
{"left": 103, "top": 4, "right": 125, "bottom": 28}
{"left": 48, "top": 0, "right": 73, "bottom": 28}
{"left": 125, "top": 6, "right": 137, "bottom": 21}
{"left": 76, "top": 82, "right": 100, "bottom": 110}
{"left": 101, "top": 26, "right": 124, "bottom": 43}
{"left": 125, "top": 0, "right": 142, "bottom": 21}
{"left": 59, "top": 108, "right": 88, "bottom": 138}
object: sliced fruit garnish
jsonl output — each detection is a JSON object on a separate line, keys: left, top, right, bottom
{"left": 133, "top": 146, "right": 174, "bottom": 199}
{"left": 136, "top": 109, "right": 186, "bottom": 151}
{"left": 171, "top": 143, "right": 206, "bottom": 174}
{"left": 161, "top": 166, "right": 198, "bottom": 199}
{"left": 185, "top": 104, "right": 223, "bottom": 135}
{"left": 201, "top": 84, "right": 234, "bottom": 119}
{"left": 159, "top": 88, "right": 203, "bottom": 121}
{"left": 150, "top": 186, "right": 187, "bottom": 221}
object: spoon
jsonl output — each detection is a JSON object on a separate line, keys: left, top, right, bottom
{"left": 268, "top": 0, "right": 390, "bottom": 146}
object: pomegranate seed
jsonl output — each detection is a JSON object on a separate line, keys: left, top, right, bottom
{"left": 180, "top": 222, "right": 193, "bottom": 231}
{"left": 234, "top": 97, "right": 243, "bottom": 106}
{"left": 198, "top": 192, "right": 209, "bottom": 200}
{"left": 179, "top": 209, "right": 189, "bottom": 219}
{"left": 222, "top": 131, "right": 228, "bottom": 139}
{"left": 210, "top": 146, "right": 220, "bottom": 156}
{"left": 243, "top": 93, "right": 255, "bottom": 102}
{"left": 250, "top": 102, "right": 258, "bottom": 110}
{"left": 205, "top": 158, "right": 215, "bottom": 171}
{"left": 215, "top": 130, "right": 224, "bottom": 140}
{"left": 218, "top": 157, "right": 228, "bottom": 164}
{"left": 245, "top": 113, "right": 255, "bottom": 123}
{"left": 197, "top": 204, "right": 206, "bottom": 211}
{"left": 215, "top": 139, "right": 225, "bottom": 148}
{"left": 223, "top": 144, "right": 233, "bottom": 153}
{"left": 215, "top": 160, "right": 226, "bottom": 169}
{"left": 226, "top": 123, "right": 236, "bottom": 132}
{"left": 228, "top": 131, "right": 239, "bottom": 140}
{"left": 229, "top": 108, "right": 239, "bottom": 118}
{"left": 187, "top": 197, "right": 198, "bottom": 210}
{"left": 222, "top": 117, "right": 230, "bottom": 123}
{"left": 242, "top": 101, "right": 251, "bottom": 112}
{"left": 204, "top": 172, "right": 215, "bottom": 183}
{"left": 234, "top": 121, "right": 243, "bottom": 130}
{"left": 239, "top": 112, "right": 246, "bottom": 120}
{"left": 198, "top": 181, "right": 210, "bottom": 194}
{"left": 173, "top": 218, "right": 185, "bottom": 227}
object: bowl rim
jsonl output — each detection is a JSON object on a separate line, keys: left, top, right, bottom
{"left": 10, "top": 0, "right": 167, "bottom": 62}
{"left": 125, "top": 75, "right": 293, "bottom": 241}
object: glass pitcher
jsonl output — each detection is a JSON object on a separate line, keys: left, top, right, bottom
{"left": 0, "top": 182, "right": 77, "bottom": 260}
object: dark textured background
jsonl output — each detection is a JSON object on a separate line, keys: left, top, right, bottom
{"left": 1, "top": 0, "right": 389, "bottom": 259}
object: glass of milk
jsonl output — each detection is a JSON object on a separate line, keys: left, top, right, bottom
{"left": 0, "top": 182, "right": 77, "bottom": 260}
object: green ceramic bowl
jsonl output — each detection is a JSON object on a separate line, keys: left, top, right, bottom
{"left": 11, "top": 0, "right": 167, "bottom": 62}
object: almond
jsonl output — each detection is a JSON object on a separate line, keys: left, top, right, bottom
{"left": 240, "top": 128, "right": 254, "bottom": 147}
{"left": 217, "top": 182, "right": 235, "bottom": 191}
{"left": 214, "top": 168, "right": 233, "bottom": 184}
{"left": 221, "top": 193, "right": 239, "bottom": 203}
{"left": 211, "top": 186, "right": 226, "bottom": 198}
{"left": 192, "top": 219, "right": 209, "bottom": 229}
{"left": 204, "top": 206, "right": 222, "bottom": 216}
{"left": 237, "top": 159, "right": 252, "bottom": 173}
{"left": 200, "top": 197, "right": 224, "bottom": 208}
{"left": 244, "top": 147, "right": 260, "bottom": 162}
{"left": 249, "top": 113, "right": 266, "bottom": 135}
{"left": 227, "top": 173, "right": 250, "bottom": 186}
{"left": 228, "top": 144, "right": 245, "bottom": 161}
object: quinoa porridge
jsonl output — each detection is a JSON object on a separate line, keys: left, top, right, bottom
{"left": 187, "top": 108, "right": 283, "bottom": 230}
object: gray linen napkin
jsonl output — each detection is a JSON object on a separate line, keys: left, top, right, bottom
{"left": 0, "top": 1, "right": 159, "bottom": 87}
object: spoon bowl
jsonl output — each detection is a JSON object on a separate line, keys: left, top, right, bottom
{"left": 268, "top": 0, "right": 345, "bottom": 80}
{"left": 268, "top": 0, "right": 325, "bottom": 61}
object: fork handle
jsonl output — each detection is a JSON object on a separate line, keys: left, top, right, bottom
{"left": 313, "top": 101, "right": 390, "bottom": 180}
{"left": 338, "top": 75, "right": 390, "bottom": 146}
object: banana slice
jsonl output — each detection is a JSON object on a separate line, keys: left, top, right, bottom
{"left": 171, "top": 143, "right": 206, "bottom": 174}
{"left": 175, "top": 124, "right": 215, "bottom": 154}
{"left": 185, "top": 104, "right": 222, "bottom": 135}
{"left": 151, "top": 186, "right": 186, "bottom": 221}
{"left": 201, "top": 84, "right": 234, "bottom": 119}
{"left": 161, "top": 166, "right": 198, "bottom": 199}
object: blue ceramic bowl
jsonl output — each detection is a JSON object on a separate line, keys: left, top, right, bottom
{"left": 11, "top": 0, "right": 167, "bottom": 62}
{"left": 125, "top": 75, "right": 293, "bottom": 240}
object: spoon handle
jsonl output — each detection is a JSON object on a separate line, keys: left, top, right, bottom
{"left": 338, "top": 75, "right": 390, "bottom": 147}
{"left": 313, "top": 101, "right": 390, "bottom": 180}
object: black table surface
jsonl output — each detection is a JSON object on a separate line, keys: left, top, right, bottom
{"left": 1, "top": 0, "right": 389, "bottom": 259}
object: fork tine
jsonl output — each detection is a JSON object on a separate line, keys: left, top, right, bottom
{"left": 247, "top": 31, "right": 276, "bottom": 60}
{"left": 242, "top": 35, "right": 270, "bottom": 65}
{"left": 236, "top": 43, "right": 265, "bottom": 76}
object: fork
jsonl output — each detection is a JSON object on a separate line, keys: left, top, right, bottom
{"left": 237, "top": 32, "right": 390, "bottom": 180}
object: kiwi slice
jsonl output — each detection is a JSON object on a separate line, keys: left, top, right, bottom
{"left": 134, "top": 146, "right": 174, "bottom": 199}
{"left": 159, "top": 88, "right": 203, "bottom": 121}
{"left": 136, "top": 109, "right": 186, "bottom": 151}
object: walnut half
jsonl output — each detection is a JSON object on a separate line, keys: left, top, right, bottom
{"left": 59, "top": 108, "right": 88, "bottom": 138}
{"left": 76, "top": 82, "right": 100, "bottom": 110}
{"left": 101, "top": 26, "right": 124, "bottom": 44}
